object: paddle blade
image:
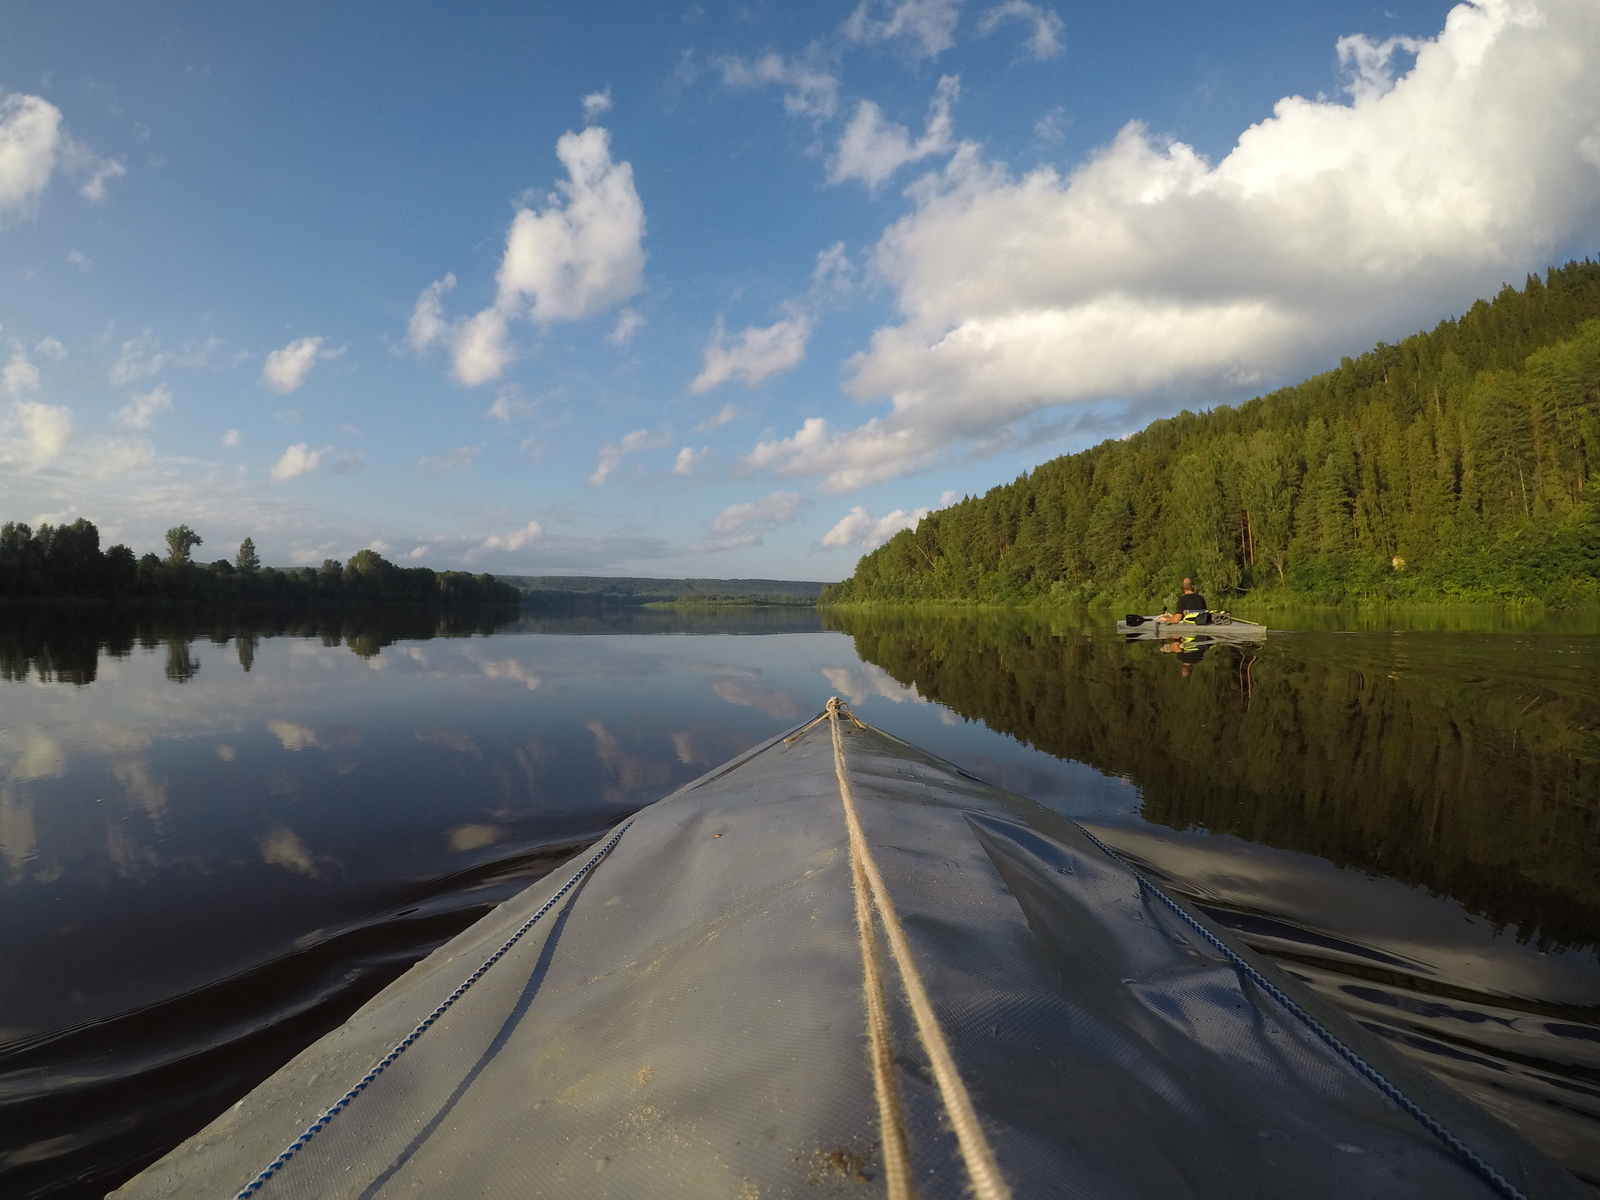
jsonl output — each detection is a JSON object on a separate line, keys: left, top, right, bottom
{"left": 1123, "top": 613, "right": 1146, "bottom": 626}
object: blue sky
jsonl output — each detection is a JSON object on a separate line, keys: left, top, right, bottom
{"left": 2, "top": 0, "right": 1597, "bottom": 578}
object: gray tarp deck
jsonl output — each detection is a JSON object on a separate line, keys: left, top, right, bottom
{"left": 114, "top": 708, "right": 1585, "bottom": 1199}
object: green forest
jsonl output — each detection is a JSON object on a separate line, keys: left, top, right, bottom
{"left": 0, "top": 520, "right": 520, "bottom": 607}
{"left": 824, "top": 261, "right": 1600, "bottom": 608}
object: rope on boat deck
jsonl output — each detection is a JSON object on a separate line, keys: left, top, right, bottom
{"left": 830, "top": 699, "right": 913, "bottom": 1200}
{"left": 1070, "top": 821, "right": 1531, "bottom": 1200}
{"left": 231, "top": 821, "right": 635, "bottom": 1200}
{"left": 785, "top": 700, "right": 865, "bottom": 742}
{"left": 824, "top": 696, "right": 1012, "bottom": 1200}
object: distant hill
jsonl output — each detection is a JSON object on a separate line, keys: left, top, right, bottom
{"left": 498, "top": 576, "right": 831, "bottom": 608}
{"left": 824, "top": 259, "right": 1600, "bottom": 608}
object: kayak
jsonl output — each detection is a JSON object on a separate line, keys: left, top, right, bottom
{"left": 1118, "top": 613, "right": 1268, "bottom": 641}
{"left": 113, "top": 700, "right": 1581, "bottom": 1200}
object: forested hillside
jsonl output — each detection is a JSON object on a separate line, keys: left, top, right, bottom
{"left": 824, "top": 261, "right": 1600, "bottom": 607}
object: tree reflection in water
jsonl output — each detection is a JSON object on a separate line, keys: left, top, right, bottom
{"left": 164, "top": 638, "right": 200, "bottom": 683}
{"left": 824, "top": 607, "right": 1600, "bottom": 954}
{"left": 0, "top": 607, "right": 521, "bottom": 688}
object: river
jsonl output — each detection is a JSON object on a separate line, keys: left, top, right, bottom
{"left": 1, "top": 605, "right": 1595, "bottom": 1196}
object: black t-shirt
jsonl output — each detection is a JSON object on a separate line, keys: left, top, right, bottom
{"left": 1176, "top": 591, "right": 1208, "bottom": 613}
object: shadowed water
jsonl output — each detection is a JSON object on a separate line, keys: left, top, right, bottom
{"left": 1, "top": 606, "right": 1596, "bottom": 1195}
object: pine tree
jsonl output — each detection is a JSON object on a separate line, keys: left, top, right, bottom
{"left": 236, "top": 537, "right": 261, "bottom": 574}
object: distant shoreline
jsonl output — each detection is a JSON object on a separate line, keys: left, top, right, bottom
{"left": 505, "top": 575, "right": 831, "bottom": 610}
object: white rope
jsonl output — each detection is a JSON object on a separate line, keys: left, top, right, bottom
{"left": 785, "top": 703, "right": 865, "bottom": 744}
{"left": 825, "top": 698, "right": 1011, "bottom": 1200}
{"left": 845, "top": 750, "right": 914, "bottom": 1200}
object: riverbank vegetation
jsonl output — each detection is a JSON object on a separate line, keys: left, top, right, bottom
{"left": 824, "top": 261, "right": 1600, "bottom": 608}
{"left": 0, "top": 520, "right": 520, "bottom": 606}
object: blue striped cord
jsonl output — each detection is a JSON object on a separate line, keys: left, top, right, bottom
{"left": 232, "top": 821, "right": 634, "bottom": 1199}
{"left": 1070, "top": 821, "right": 1528, "bottom": 1200}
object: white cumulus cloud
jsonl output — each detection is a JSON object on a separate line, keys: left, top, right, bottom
{"left": 717, "top": 54, "right": 841, "bottom": 120}
{"left": 588, "top": 425, "right": 671, "bottom": 485}
{"left": 3, "top": 349, "right": 40, "bottom": 396}
{"left": 221, "top": 429, "right": 242, "bottom": 447}
{"left": 498, "top": 126, "right": 645, "bottom": 324}
{"left": 976, "top": 1, "right": 1063, "bottom": 59}
{"left": 447, "top": 307, "right": 512, "bottom": 387}
{"left": 582, "top": 88, "right": 613, "bottom": 122}
{"left": 0, "top": 94, "right": 62, "bottom": 219}
{"left": 78, "top": 156, "right": 125, "bottom": 202}
{"left": 270, "top": 442, "right": 329, "bottom": 482}
{"left": 844, "top": 0, "right": 963, "bottom": 59}
{"left": 690, "top": 315, "right": 811, "bottom": 392}
{"left": 413, "top": 126, "right": 646, "bottom": 387}
{"left": 2, "top": 399, "right": 74, "bottom": 463}
{"left": 261, "top": 336, "right": 336, "bottom": 394}
{"left": 673, "top": 445, "right": 711, "bottom": 475}
{"left": 829, "top": 75, "right": 960, "bottom": 191}
{"left": 751, "top": 0, "right": 1600, "bottom": 493}
{"left": 608, "top": 306, "right": 645, "bottom": 346}
{"left": 475, "top": 520, "right": 545, "bottom": 554}
{"left": 693, "top": 490, "right": 805, "bottom": 553}
{"left": 812, "top": 242, "right": 855, "bottom": 294}
{"left": 108, "top": 334, "right": 167, "bottom": 386}
{"left": 822, "top": 504, "right": 932, "bottom": 549}
{"left": 695, "top": 403, "right": 740, "bottom": 432}
{"left": 0, "top": 92, "right": 123, "bottom": 220}
{"left": 744, "top": 415, "right": 939, "bottom": 493}
{"left": 407, "top": 274, "right": 455, "bottom": 353}
{"left": 115, "top": 384, "right": 173, "bottom": 429}
{"left": 485, "top": 385, "right": 540, "bottom": 422}
{"left": 17, "top": 402, "right": 72, "bottom": 459}
{"left": 1337, "top": 33, "right": 1428, "bottom": 103}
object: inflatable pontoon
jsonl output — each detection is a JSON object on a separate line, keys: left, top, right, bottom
{"left": 1118, "top": 613, "right": 1269, "bottom": 641}
{"left": 114, "top": 701, "right": 1581, "bottom": 1199}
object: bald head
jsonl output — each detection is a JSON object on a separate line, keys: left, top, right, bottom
{"left": 1181, "top": 578, "right": 1194, "bottom": 592}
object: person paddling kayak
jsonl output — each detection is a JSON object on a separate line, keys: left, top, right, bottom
{"left": 1157, "top": 577, "right": 1207, "bottom": 623}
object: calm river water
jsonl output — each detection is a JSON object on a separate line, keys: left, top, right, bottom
{"left": 2, "top": 605, "right": 1596, "bottom": 1196}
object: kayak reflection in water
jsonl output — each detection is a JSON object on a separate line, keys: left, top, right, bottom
{"left": 1162, "top": 636, "right": 1210, "bottom": 677}
{"left": 1157, "top": 577, "right": 1208, "bottom": 623}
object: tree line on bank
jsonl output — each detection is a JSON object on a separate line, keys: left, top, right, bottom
{"left": 824, "top": 260, "right": 1600, "bottom": 607}
{"left": 0, "top": 520, "right": 520, "bottom": 606}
